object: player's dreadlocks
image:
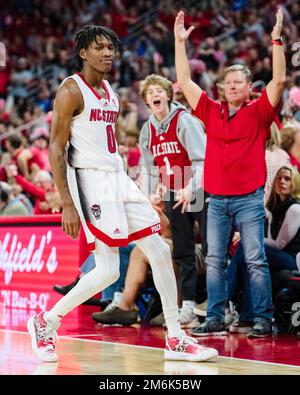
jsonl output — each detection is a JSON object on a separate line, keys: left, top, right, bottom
{"left": 73, "top": 25, "right": 122, "bottom": 69}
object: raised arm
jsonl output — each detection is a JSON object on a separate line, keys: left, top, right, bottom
{"left": 17, "top": 149, "right": 33, "bottom": 180}
{"left": 49, "top": 79, "right": 81, "bottom": 239}
{"left": 174, "top": 11, "right": 203, "bottom": 111}
{"left": 266, "top": 8, "right": 286, "bottom": 108}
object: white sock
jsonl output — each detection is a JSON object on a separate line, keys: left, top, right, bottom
{"left": 45, "top": 241, "right": 120, "bottom": 324}
{"left": 44, "top": 311, "right": 61, "bottom": 330}
{"left": 136, "top": 234, "right": 182, "bottom": 338}
{"left": 182, "top": 300, "right": 195, "bottom": 310}
{"left": 113, "top": 291, "right": 123, "bottom": 305}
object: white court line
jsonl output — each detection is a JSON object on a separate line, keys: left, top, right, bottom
{"left": 2, "top": 328, "right": 300, "bottom": 370}
{"left": 61, "top": 336, "right": 300, "bottom": 369}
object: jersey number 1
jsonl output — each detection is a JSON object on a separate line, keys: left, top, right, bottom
{"left": 163, "top": 156, "right": 174, "bottom": 175}
{"left": 106, "top": 125, "right": 117, "bottom": 153}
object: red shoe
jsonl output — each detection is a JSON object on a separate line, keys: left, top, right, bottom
{"left": 27, "top": 312, "right": 58, "bottom": 362}
{"left": 165, "top": 333, "right": 218, "bottom": 362}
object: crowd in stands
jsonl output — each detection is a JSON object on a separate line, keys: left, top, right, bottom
{"left": 0, "top": 0, "right": 300, "bottom": 333}
{"left": 0, "top": 1, "right": 300, "bottom": 171}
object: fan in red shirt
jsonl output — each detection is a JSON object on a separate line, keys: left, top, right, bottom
{"left": 7, "top": 165, "right": 60, "bottom": 215}
{"left": 5, "top": 133, "right": 46, "bottom": 180}
{"left": 174, "top": 9, "right": 286, "bottom": 338}
{"left": 30, "top": 127, "right": 51, "bottom": 172}
{"left": 0, "top": 99, "right": 10, "bottom": 123}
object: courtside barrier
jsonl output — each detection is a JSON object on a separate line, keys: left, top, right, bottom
{"left": 0, "top": 215, "right": 80, "bottom": 311}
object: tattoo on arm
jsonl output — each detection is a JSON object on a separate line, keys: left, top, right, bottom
{"left": 58, "top": 154, "right": 68, "bottom": 187}
{"left": 53, "top": 151, "right": 73, "bottom": 205}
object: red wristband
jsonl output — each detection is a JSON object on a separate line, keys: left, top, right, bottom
{"left": 271, "top": 39, "right": 282, "bottom": 46}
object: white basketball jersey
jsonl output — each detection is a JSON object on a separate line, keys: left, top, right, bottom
{"left": 65, "top": 73, "right": 123, "bottom": 171}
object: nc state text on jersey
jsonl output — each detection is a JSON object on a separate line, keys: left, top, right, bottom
{"left": 89, "top": 109, "right": 118, "bottom": 123}
{"left": 152, "top": 141, "right": 181, "bottom": 157}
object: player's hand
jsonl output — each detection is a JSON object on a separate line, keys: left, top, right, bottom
{"left": 271, "top": 7, "right": 283, "bottom": 39}
{"left": 232, "top": 231, "right": 241, "bottom": 246}
{"left": 174, "top": 11, "right": 195, "bottom": 42}
{"left": 150, "top": 193, "right": 161, "bottom": 205}
{"left": 173, "top": 186, "right": 193, "bottom": 213}
{"left": 150, "top": 194, "right": 162, "bottom": 213}
{"left": 62, "top": 203, "right": 80, "bottom": 239}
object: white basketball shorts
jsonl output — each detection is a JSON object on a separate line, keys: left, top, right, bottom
{"left": 67, "top": 166, "right": 161, "bottom": 251}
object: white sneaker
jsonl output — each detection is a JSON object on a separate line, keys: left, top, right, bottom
{"left": 27, "top": 312, "right": 58, "bottom": 362}
{"left": 193, "top": 300, "right": 207, "bottom": 317}
{"left": 179, "top": 308, "right": 200, "bottom": 328}
{"left": 165, "top": 332, "right": 218, "bottom": 362}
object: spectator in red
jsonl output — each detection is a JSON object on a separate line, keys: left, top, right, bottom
{"left": 174, "top": 9, "right": 286, "bottom": 338}
{"left": 5, "top": 133, "right": 47, "bottom": 180}
{"left": 0, "top": 99, "right": 10, "bottom": 122}
{"left": 0, "top": 64, "right": 10, "bottom": 99}
{"left": 127, "top": 132, "right": 141, "bottom": 168}
{"left": 30, "top": 127, "right": 51, "bottom": 172}
{"left": 7, "top": 165, "right": 60, "bottom": 215}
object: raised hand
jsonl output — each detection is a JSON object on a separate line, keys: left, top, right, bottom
{"left": 271, "top": 7, "right": 283, "bottom": 39}
{"left": 174, "top": 11, "right": 195, "bottom": 42}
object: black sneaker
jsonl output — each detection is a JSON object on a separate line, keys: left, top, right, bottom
{"left": 192, "top": 320, "right": 227, "bottom": 337}
{"left": 149, "top": 312, "right": 165, "bottom": 326}
{"left": 53, "top": 277, "right": 80, "bottom": 295}
{"left": 92, "top": 306, "right": 141, "bottom": 325}
{"left": 247, "top": 321, "right": 272, "bottom": 338}
{"left": 229, "top": 321, "right": 253, "bottom": 334}
{"left": 53, "top": 277, "right": 102, "bottom": 306}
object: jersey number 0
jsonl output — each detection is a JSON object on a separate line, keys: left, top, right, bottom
{"left": 106, "top": 125, "right": 117, "bottom": 153}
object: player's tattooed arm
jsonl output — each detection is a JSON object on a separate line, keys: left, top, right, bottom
{"left": 49, "top": 79, "right": 82, "bottom": 239}
{"left": 57, "top": 152, "right": 68, "bottom": 193}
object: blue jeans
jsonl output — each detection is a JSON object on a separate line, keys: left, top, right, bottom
{"left": 228, "top": 243, "right": 297, "bottom": 321}
{"left": 206, "top": 187, "right": 273, "bottom": 323}
{"left": 80, "top": 254, "right": 96, "bottom": 274}
{"left": 79, "top": 244, "right": 135, "bottom": 301}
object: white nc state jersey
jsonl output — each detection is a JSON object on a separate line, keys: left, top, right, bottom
{"left": 65, "top": 73, "right": 123, "bottom": 171}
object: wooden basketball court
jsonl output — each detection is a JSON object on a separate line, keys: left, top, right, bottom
{"left": 1, "top": 329, "right": 300, "bottom": 375}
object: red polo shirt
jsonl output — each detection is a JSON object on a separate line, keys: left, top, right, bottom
{"left": 192, "top": 89, "right": 278, "bottom": 195}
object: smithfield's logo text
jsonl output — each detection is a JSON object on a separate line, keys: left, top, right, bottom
{"left": 0, "top": 231, "right": 58, "bottom": 285}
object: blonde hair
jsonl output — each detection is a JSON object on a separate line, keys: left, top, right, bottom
{"left": 266, "top": 122, "right": 281, "bottom": 150}
{"left": 224, "top": 64, "right": 252, "bottom": 82}
{"left": 281, "top": 120, "right": 300, "bottom": 153}
{"left": 140, "top": 74, "right": 173, "bottom": 105}
{"left": 266, "top": 165, "right": 300, "bottom": 211}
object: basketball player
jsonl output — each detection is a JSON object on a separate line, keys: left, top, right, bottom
{"left": 27, "top": 25, "right": 217, "bottom": 363}
{"left": 139, "top": 74, "right": 207, "bottom": 328}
